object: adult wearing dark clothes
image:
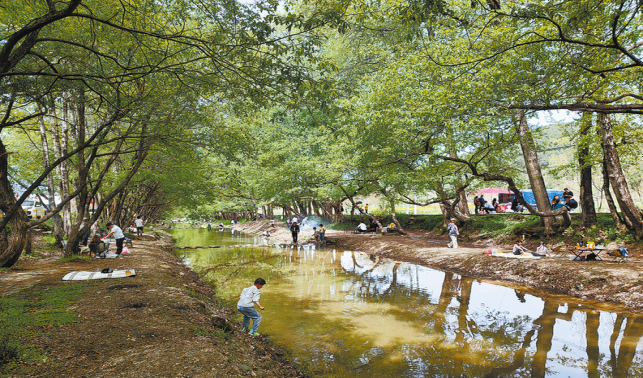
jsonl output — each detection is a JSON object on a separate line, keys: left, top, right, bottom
{"left": 105, "top": 222, "right": 125, "bottom": 256}
{"left": 478, "top": 196, "right": 487, "bottom": 210}
{"left": 291, "top": 222, "right": 300, "bottom": 243}
{"left": 562, "top": 188, "right": 578, "bottom": 210}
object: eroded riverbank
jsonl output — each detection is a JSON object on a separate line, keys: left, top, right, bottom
{"left": 330, "top": 232, "right": 643, "bottom": 311}
{"left": 231, "top": 220, "right": 643, "bottom": 310}
{"left": 0, "top": 230, "right": 305, "bottom": 377}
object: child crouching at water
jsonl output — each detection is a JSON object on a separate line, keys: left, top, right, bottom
{"left": 237, "top": 278, "right": 266, "bottom": 336}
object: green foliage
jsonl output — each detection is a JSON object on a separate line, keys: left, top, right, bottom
{"left": 0, "top": 284, "right": 87, "bottom": 373}
{"left": 41, "top": 235, "right": 56, "bottom": 246}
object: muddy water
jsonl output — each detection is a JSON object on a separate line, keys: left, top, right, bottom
{"left": 169, "top": 228, "right": 643, "bottom": 377}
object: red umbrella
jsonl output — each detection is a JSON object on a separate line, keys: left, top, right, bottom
{"left": 477, "top": 188, "right": 513, "bottom": 194}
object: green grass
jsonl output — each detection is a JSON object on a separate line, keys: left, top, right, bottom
{"left": 58, "top": 255, "right": 93, "bottom": 262}
{"left": 41, "top": 235, "right": 56, "bottom": 246}
{"left": 336, "top": 211, "right": 640, "bottom": 246}
{"left": 0, "top": 283, "right": 88, "bottom": 373}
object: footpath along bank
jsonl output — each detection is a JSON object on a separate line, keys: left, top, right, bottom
{"left": 0, "top": 230, "right": 306, "bottom": 377}
{"left": 234, "top": 220, "right": 643, "bottom": 311}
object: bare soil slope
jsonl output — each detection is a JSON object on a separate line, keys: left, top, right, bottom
{"left": 0, "top": 231, "right": 305, "bottom": 378}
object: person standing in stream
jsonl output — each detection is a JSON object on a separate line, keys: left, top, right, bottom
{"left": 237, "top": 278, "right": 266, "bottom": 336}
{"left": 291, "top": 221, "right": 300, "bottom": 244}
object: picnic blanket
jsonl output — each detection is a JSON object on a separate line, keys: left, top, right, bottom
{"left": 490, "top": 252, "right": 542, "bottom": 260}
{"left": 62, "top": 269, "right": 136, "bottom": 281}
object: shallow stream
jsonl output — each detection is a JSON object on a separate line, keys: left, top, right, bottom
{"left": 169, "top": 227, "right": 643, "bottom": 377}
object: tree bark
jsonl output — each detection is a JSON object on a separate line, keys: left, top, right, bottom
{"left": 37, "top": 111, "right": 65, "bottom": 246}
{"left": 390, "top": 213, "right": 407, "bottom": 235}
{"left": 578, "top": 113, "right": 597, "bottom": 227}
{"left": 602, "top": 157, "right": 627, "bottom": 232}
{"left": 0, "top": 137, "right": 30, "bottom": 266}
{"left": 49, "top": 95, "right": 72, "bottom": 234}
{"left": 515, "top": 111, "right": 555, "bottom": 234}
{"left": 598, "top": 113, "right": 643, "bottom": 237}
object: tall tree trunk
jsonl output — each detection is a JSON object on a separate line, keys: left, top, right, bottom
{"left": 598, "top": 113, "right": 643, "bottom": 237}
{"left": 602, "top": 158, "right": 626, "bottom": 232}
{"left": 49, "top": 95, "right": 72, "bottom": 234}
{"left": 515, "top": 111, "right": 555, "bottom": 234}
{"left": 458, "top": 191, "right": 470, "bottom": 216}
{"left": 37, "top": 111, "right": 64, "bottom": 246}
{"left": 578, "top": 113, "right": 597, "bottom": 227}
{"left": 0, "top": 138, "right": 30, "bottom": 267}
{"left": 390, "top": 213, "right": 407, "bottom": 235}
{"left": 603, "top": 160, "right": 627, "bottom": 232}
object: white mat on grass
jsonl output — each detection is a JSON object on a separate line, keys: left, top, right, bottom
{"left": 62, "top": 269, "right": 136, "bottom": 281}
{"left": 491, "top": 253, "right": 542, "bottom": 260}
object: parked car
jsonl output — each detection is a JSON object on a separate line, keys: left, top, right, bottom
{"left": 21, "top": 200, "right": 47, "bottom": 219}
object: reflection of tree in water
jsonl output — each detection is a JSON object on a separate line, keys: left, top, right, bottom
{"left": 183, "top": 244, "right": 643, "bottom": 377}
{"left": 340, "top": 257, "right": 541, "bottom": 376}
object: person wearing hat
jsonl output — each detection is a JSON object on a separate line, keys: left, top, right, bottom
{"left": 446, "top": 218, "right": 459, "bottom": 248}
{"left": 533, "top": 241, "right": 551, "bottom": 257}
{"left": 290, "top": 221, "right": 300, "bottom": 244}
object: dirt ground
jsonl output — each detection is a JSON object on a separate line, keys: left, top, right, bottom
{"left": 0, "top": 231, "right": 306, "bottom": 378}
{"left": 235, "top": 220, "right": 643, "bottom": 311}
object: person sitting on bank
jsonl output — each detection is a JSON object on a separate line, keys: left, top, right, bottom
{"left": 356, "top": 222, "right": 368, "bottom": 233}
{"left": 511, "top": 198, "right": 524, "bottom": 213}
{"left": 484, "top": 202, "right": 495, "bottom": 213}
{"left": 512, "top": 240, "right": 529, "bottom": 256}
{"left": 562, "top": 188, "right": 574, "bottom": 204}
{"left": 533, "top": 241, "right": 551, "bottom": 257}
{"left": 551, "top": 196, "right": 569, "bottom": 210}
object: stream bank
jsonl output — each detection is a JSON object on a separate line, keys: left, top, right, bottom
{"left": 331, "top": 232, "right": 643, "bottom": 311}
{"left": 234, "top": 220, "right": 643, "bottom": 311}
{"left": 0, "top": 230, "right": 305, "bottom": 377}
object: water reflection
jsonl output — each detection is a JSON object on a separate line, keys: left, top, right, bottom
{"left": 173, "top": 238, "right": 643, "bottom": 377}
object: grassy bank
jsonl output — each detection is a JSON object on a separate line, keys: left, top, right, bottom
{"left": 0, "top": 283, "right": 91, "bottom": 375}
{"left": 341, "top": 212, "right": 639, "bottom": 247}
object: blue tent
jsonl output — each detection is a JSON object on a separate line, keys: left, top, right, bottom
{"left": 520, "top": 189, "right": 564, "bottom": 209}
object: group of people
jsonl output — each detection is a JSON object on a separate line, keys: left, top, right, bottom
{"left": 475, "top": 188, "right": 577, "bottom": 215}
{"left": 474, "top": 196, "right": 506, "bottom": 214}
{"left": 82, "top": 216, "right": 146, "bottom": 258}
{"left": 354, "top": 216, "right": 384, "bottom": 233}
{"left": 288, "top": 218, "right": 326, "bottom": 244}
{"left": 512, "top": 240, "right": 551, "bottom": 257}
{"left": 552, "top": 188, "right": 578, "bottom": 210}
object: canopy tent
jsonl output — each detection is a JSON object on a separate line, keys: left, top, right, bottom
{"left": 477, "top": 188, "right": 514, "bottom": 203}
{"left": 520, "top": 189, "right": 564, "bottom": 209}
{"left": 477, "top": 188, "right": 512, "bottom": 194}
